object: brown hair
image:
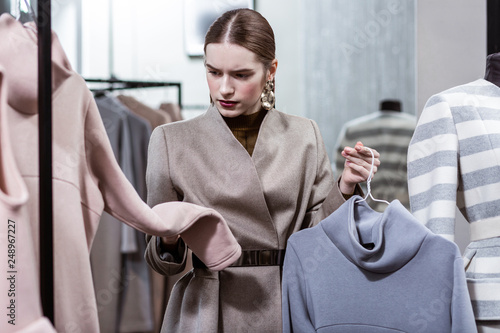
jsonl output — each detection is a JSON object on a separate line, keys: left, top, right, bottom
{"left": 204, "top": 8, "right": 276, "bottom": 70}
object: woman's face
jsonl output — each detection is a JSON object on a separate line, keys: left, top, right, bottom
{"left": 205, "top": 42, "right": 275, "bottom": 117}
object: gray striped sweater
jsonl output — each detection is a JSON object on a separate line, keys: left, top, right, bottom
{"left": 334, "top": 111, "right": 416, "bottom": 212}
{"left": 407, "top": 78, "right": 500, "bottom": 321}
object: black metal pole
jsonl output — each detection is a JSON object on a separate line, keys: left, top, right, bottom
{"left": 177, "top": 83, "right": 182, "bottom": 110}
{"left": 487, "top": 0, "right": 500, "bottom": 55}
{"left": 37, "top": 0, "right": 54, "bottom": 324}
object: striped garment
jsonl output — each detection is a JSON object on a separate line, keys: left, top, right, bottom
{"left": 407, "top": 78, "right": 500, "bottom": 322}
{"left": 334, "top": 111, "right": 416, "bottom": 212}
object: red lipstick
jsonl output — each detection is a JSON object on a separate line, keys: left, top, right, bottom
{"left": 219, "top": 100, "right": 237, "bottom": 108}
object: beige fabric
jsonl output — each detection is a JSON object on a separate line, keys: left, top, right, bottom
{"left": 145, "top": 105, "right": 348, "bottom": 332}
{"left": 117, "top": 95, "right": 171, "bottom": 129}
{"left": 159, "top": 102, "right": 183, "bottom": 122}
{"left": 0, "top": 14, "right": 240, "bottom": 332}
{"left": 0, "top": 69, "right": 56, "bottom": 333}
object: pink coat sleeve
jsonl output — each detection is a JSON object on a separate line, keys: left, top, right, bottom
{"left": 83, "top": 95, "right": 241, "bottom": 270}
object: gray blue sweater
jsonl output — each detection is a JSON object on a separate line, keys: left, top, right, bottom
{"left": 282, "top": 196, "right": 476, "bottom": 332}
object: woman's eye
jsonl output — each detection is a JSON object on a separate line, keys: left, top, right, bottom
{"left": 208, "top": 70, "right": 219, "bottom": 76}
{"left": 236, "top": 73, "right": 249, "bottom": 79}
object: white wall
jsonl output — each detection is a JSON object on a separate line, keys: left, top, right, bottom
{"left": 258, "top": 0, "right": 302, "bottom": 117}
{"left": 417, "top": 0, "right": 487, "bottom": 253}
{"left": 51, "top": 0, "right": 303, "bottom": 119}
{"left": 417, "top": 0, "right": 486, "bottom": 115}
{"left": 52, "top": 0, "right": 81, "bottom": 73}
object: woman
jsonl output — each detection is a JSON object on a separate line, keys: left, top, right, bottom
{"left": 145, "top": 8, "right": 380, "bottom": 332}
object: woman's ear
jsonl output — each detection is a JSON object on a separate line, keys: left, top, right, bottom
{"left": 268, "top": 59, "right": 278, "bottom": 81}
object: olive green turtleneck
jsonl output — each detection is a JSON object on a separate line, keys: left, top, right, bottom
{"left": 222, "top": 109, "right": 268, "bottom": 156}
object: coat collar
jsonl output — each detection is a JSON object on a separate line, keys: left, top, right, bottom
{"left": 203, "top": 105, "right": 280, "bottom": 247}
{"left": 204, "top": 104, "right": 276, "bottom": 160}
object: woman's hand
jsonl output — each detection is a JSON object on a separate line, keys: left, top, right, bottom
{"left": 339, "top": 141, "right": 380, "bottom": 194}
{"left": 159, "top": 235, "right": 180, "bottom": 252}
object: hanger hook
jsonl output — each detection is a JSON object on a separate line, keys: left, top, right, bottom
{"left": 355, "top": 147, "right": 390, "bottom": 206}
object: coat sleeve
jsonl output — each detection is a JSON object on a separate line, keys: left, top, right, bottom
{"left": 451, "top": 256, "right": 477, "bottom": 333}
{"left": 145, "top": 126, "right": 180, "bottom": 207}
{"left": 303, "top": 120, "right": 354, "bottom": 228}
{"left": 84, "top": 95, "right": 239, "bottom": 271}
{"left": 282, "top": 240, "right": 316, "bottom": 333}
{"left": 83, "top": 94, "right": 170, "bottom": 235}
{"left": 144, "top": 125, "right": 187, "bottom": 275}
{"left": 407, "top": 95, "right": 458, "bottom": 242}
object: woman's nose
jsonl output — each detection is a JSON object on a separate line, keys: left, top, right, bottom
{"left": 219, "top": 76, "right": 234, "bottom": 96}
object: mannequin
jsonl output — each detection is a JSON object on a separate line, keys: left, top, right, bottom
{"left": 379, "top": 99, "right": 402, "bottom": 112}
{"left": 478, "top": 51, "right": 500, "bottom": 333}
{"left": 408, "top": 54, "right": 500, "bottom": 333}
{"left": 485, "top": 52, "right": 500, "bottom": 87}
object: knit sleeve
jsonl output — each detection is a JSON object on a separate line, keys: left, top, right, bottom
{"left": 407, "top": 95, "right": 459, "bottom": 241}
{"left": 282, "top": 241, "right": 315, "bottom": 333}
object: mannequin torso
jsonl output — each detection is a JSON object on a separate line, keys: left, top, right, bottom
{"left": 484, "top": 52, "right": 500, "bottom": 87}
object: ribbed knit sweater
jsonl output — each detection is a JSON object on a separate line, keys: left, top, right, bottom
{"left": 222, "top": 109, "right": 267, "bottom": 156}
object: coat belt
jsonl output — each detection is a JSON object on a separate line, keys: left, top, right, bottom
{"left": 192, "top": 249, "right": 286, "bottom": 269}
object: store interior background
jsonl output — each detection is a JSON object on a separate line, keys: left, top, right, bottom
{"left": 2, "top": 0, "right": 488, "bottom": 253}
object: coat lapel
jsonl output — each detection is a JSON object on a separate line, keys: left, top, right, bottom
{"left": 203, "top": 106, "right": 279, "bottom": 248}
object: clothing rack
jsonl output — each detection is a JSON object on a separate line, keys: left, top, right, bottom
{"left": 37, "top": 0, "right": 54, "bottom": 324}
{"left": 23, "top": 1, "right": 500, "bottom": 331}
{"left": 85, "top": 78, "right": 183, "bottom": 109}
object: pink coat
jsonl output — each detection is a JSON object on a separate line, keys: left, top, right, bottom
{"left": 0, "top": 13, "right": 240, "bottom": 332}
{"left": 0, "top": 67, "right": 56, "bottom": 332}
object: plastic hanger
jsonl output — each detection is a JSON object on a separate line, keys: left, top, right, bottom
{"left": 354, "top": 147, "right": 390, "bottom": 206}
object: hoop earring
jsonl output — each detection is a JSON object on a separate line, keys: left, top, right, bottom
{"left": 260, "top": 80, "right": 275, "bottom": 111}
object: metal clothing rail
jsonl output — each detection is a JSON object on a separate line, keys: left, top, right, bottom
{"left": 85, "top": 78, "right": 183, "bottom": 109}
{"left": 37, "top": 0, "right": 54, "bottom": 325}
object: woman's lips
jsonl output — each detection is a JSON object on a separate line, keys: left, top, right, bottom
{"left": 219, "top": 100, "right": 238, "bottom": 108}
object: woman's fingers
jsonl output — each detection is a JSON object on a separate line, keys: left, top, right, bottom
{"left": 342, "top": 142, "right": 380, "bottom": 180}
{"left": 346, "top": 159, "right": 376, "bottom": 178}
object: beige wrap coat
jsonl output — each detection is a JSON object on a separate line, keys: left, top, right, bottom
{"left": 145, "top": 105, "right": 349, "bottom": 332}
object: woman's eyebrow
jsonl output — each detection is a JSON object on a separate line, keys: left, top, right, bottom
{"left": 205, "top": 63, "right": 254, "bottom": 73}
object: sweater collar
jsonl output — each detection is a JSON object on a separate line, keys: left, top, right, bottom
{"left": 221, "top": 108, "right": 268, "bottom": 131}
{"left": 321, "top": 195, "right": 428, "bottom": 273}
